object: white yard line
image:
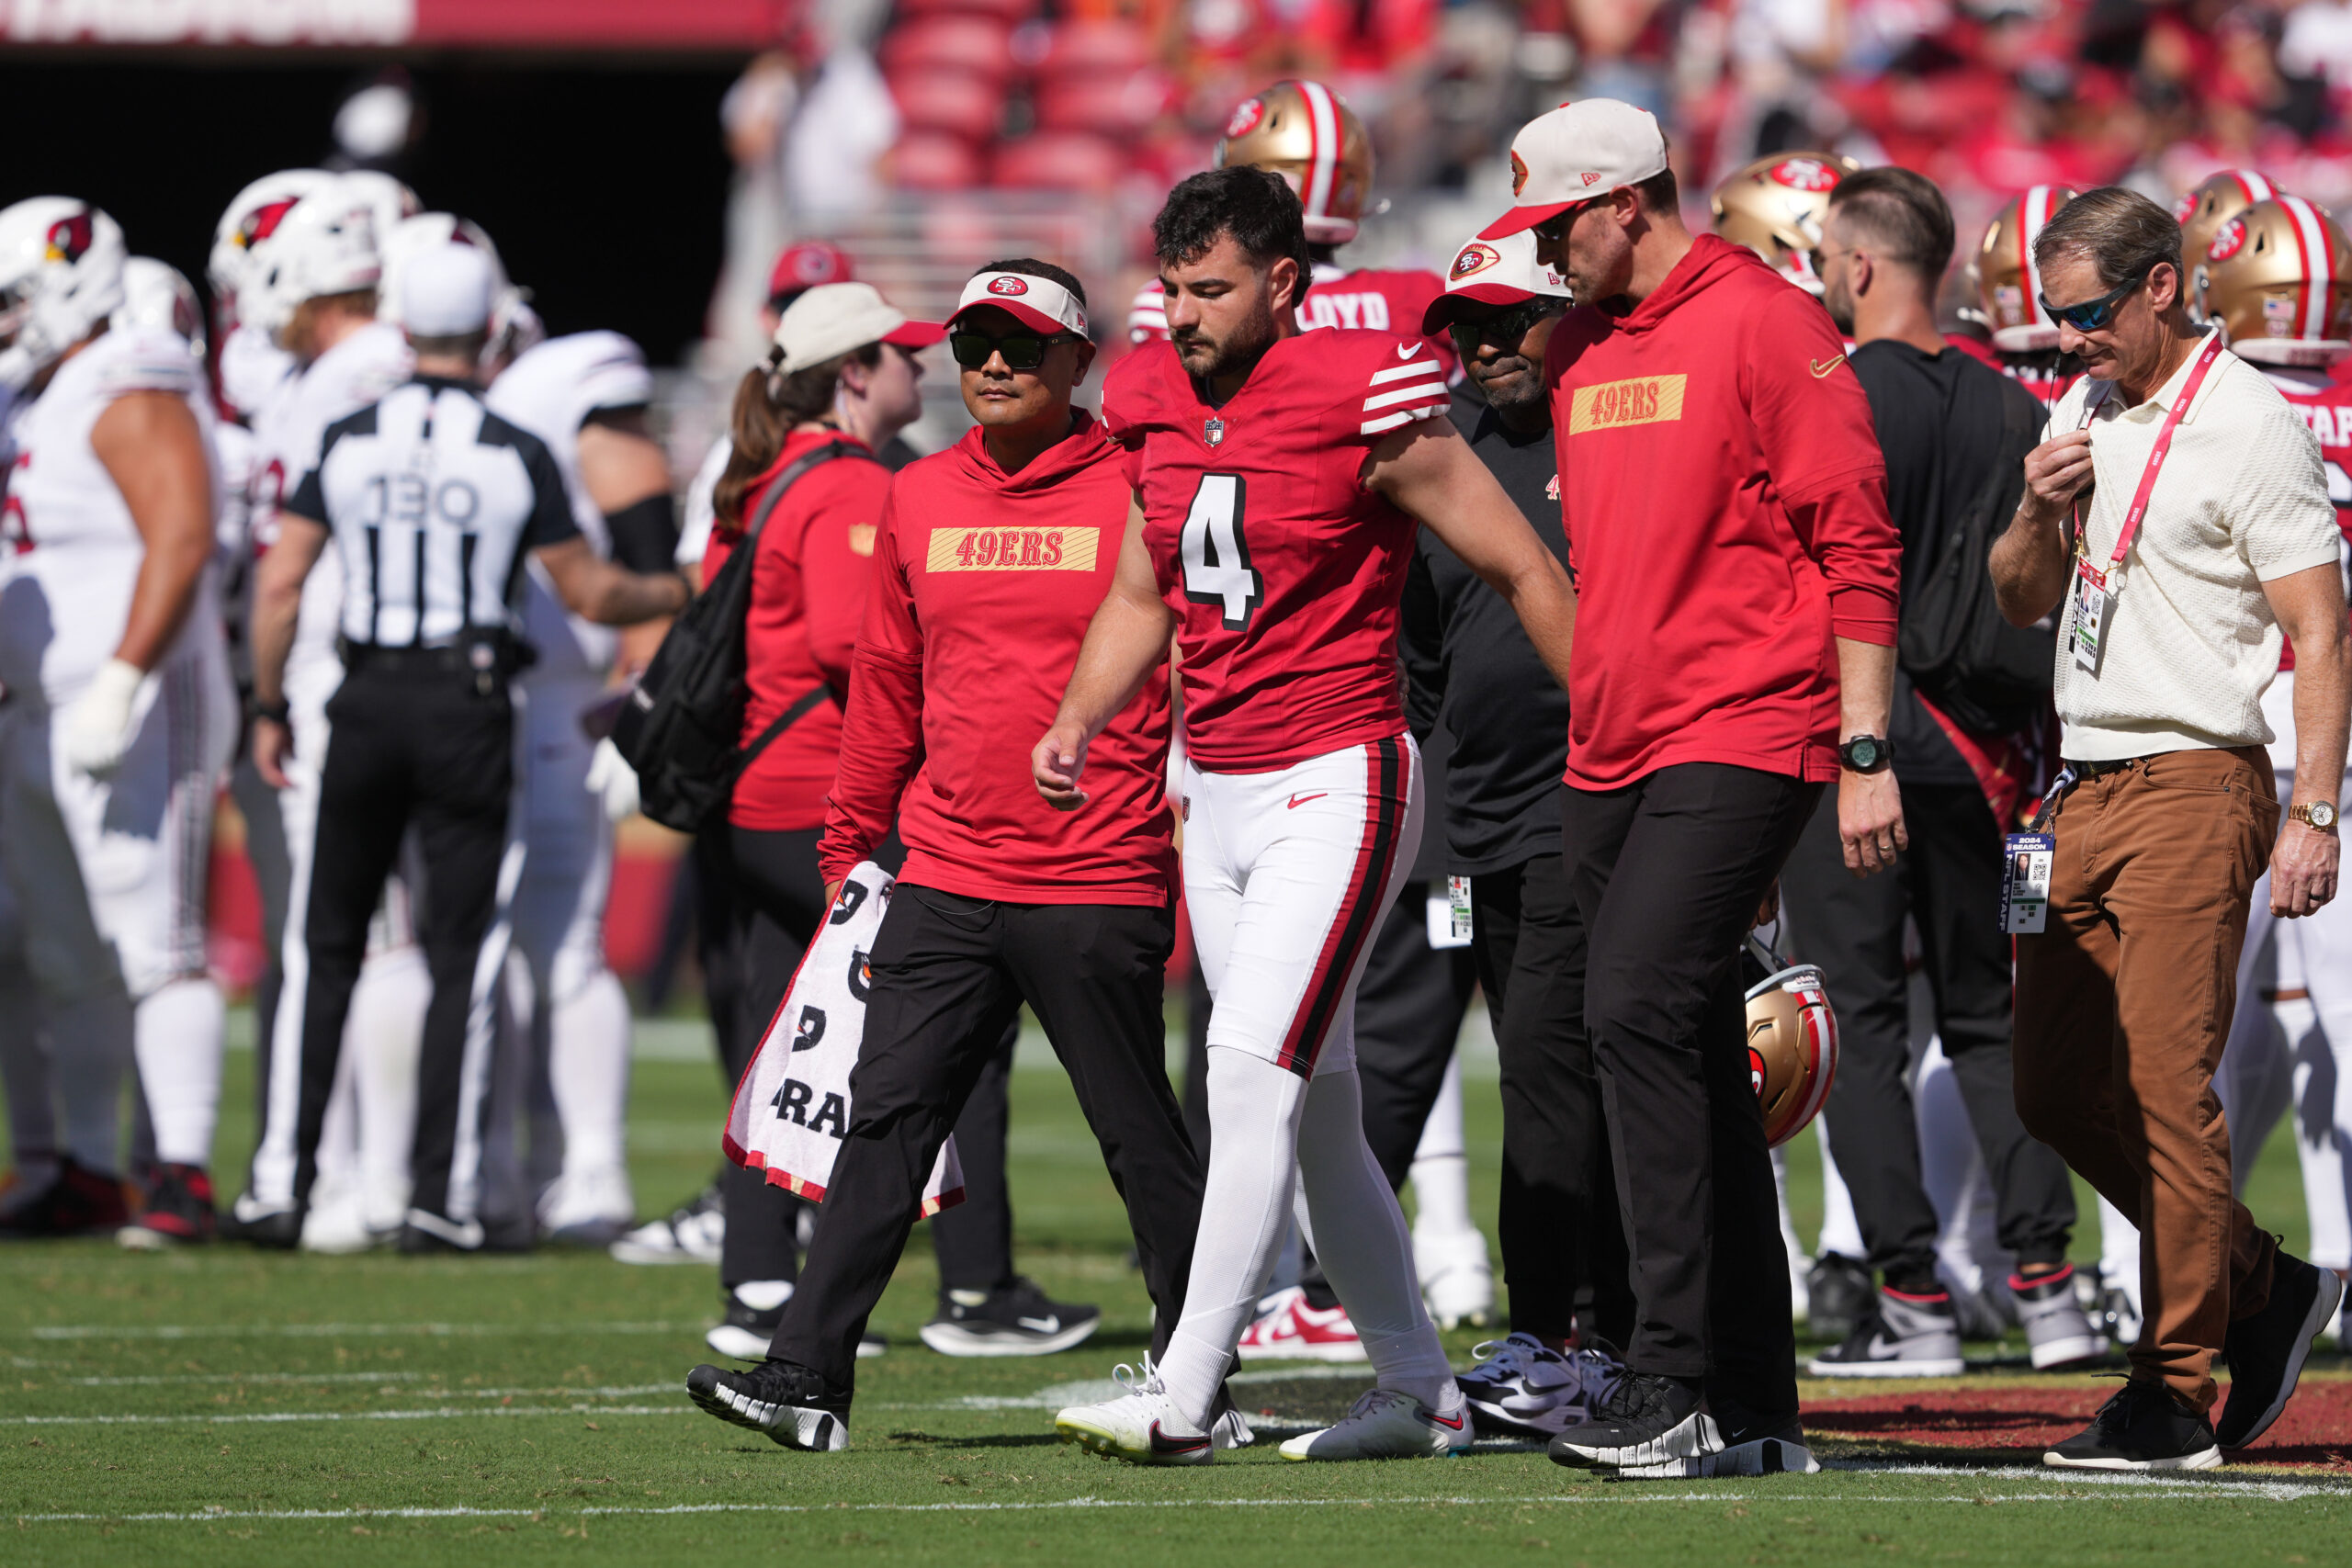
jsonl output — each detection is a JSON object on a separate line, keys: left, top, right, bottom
{"left": 4, "top": 1404, "right": 695, "bottom": 1427}
{"left": 20, "top": 1321, "right": 702, "bottom": 1340}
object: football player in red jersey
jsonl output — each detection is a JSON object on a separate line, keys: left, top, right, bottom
{"left": 1126, "top": 80, "right": 1455, "bottom": 378}
{"left": 1042, "top": 167, "right": 1577, "bottom": 1464}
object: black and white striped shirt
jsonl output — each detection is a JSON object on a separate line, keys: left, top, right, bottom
{"left": 286, "top": 376, "right": 578, "bottom": 649}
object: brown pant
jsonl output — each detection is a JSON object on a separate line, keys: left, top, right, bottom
{"left": 2013, "top": 745, "right": 2281, "bottom": 1413}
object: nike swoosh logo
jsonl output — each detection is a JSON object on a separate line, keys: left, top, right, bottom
{"left": 1423, "top": 1410, "right": 1466, "bottom": 1430}
{"left": 1019, "top": 1315, "right": 1060, "bottom": 1334}
{"left": 1148, "top": 1421, "right": 1211, "bottom": 1454}
{"left": 1397, "top": 343, "right": 1419, "bottom": 359}
{"left": 1286, "top": 792, "right": 1327, "bottom": 809}
{"left": 1810, "top": 355, "right": 1846, "bottom": 378}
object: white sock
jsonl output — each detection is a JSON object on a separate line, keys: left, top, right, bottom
{"left": 1408, "top": 1053, "right": 1476, "bottom": 1242}
{"left": 1296, "top": 1066, "right": 1453, "bottom": 1410}
{"left": 734, "top": 1279, "right": 793, "bottom": 1311}
{"left": 1815, "top": 1115, "right": 1865, "bottom": 1259}
{"left": 313, "top": 1030, "right": 361, "bottom": 1202}
{"left": 548, "top": 964, "right": 632, "bottom": 1178}
{"left": 351, "top": 948, "right": 429, "bottom": 1228}
{"left": 130, "top": 976, "right": 224, "bottom": 1168}
{"left": 51, "top": 992, "right": 131, "bottom": 1175}
{"left": 2098, "top": 1193, "right": 2143, "bottom": 1315}
{"left": 1156, "top": 1046, "right": 1309, "bottom": 1427}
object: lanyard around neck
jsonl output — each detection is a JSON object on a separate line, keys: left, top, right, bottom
{"left": 2075, "top": 330, "right": 2225, "bottom": 570}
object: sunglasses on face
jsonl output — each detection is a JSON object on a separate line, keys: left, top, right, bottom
{"left": 2039, "top": 265, "right": 2154, "bottom": 333}
{"left": 1448, "top": 298, "right": 1566, "bottom": 354}
{"left": 948, "top": 330, "right": 1082, "bottom": 371}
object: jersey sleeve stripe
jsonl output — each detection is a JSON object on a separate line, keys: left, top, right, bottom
{"left": 1362, "top": 378, "right": 1451, "bottom": 412}
{"left": 1359, "top": 404, "right": 1446, "bottom": 436}
{"left": 1368, "top": 358, "right": 1442, "bottom": 386}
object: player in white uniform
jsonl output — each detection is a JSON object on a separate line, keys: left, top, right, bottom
{"left": 226, "top": 174, "right": 435, "bottom": 1249}
{"left": 0, "top": 199, "right": 237, "bottom": 1247}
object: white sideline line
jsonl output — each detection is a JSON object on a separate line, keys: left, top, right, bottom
{"left": 20, "top": 1321, "right": 702, "bottom": 1341}
{"left": 40, "top": 1376, "right": 673, "bottom": 1398}
{"left": 3, "top": 1404, "right": 694, "bottom": 1427}
{"left": 16, "top": 1482, "right": 2346, "bottom": 1526}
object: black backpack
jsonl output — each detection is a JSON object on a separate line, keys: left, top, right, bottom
{"left": 614, "top": 440, "right": 879, "bottom": 832}
{"left": 1896, "top": 375, "right": 2055, "bottom": 737}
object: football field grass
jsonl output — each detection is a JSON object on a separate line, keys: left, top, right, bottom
{"left": 5, "top": 1009, "right": 2350, "bottom": 1565}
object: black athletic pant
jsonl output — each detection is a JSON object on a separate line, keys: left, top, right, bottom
{"left": 1473, "top": 849, "right": 1633, "bottom": 1346}
{"left": 771, "top": 886, "right": 1202, "bottom": 1392}
{"left": 1560, "top": 764, "right": 1818, "bottom": 1428}
{"left": 287, "top": 667, "right": 513, "bottom": 1224}
{"left": 723, "top": 829, "right": 1016, "bottom": 1293}
{"left": 1779, "top": 782, "right": 2075, "bottom": 1286}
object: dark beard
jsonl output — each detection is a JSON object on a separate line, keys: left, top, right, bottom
{"left": 1177, "top": 307, "right": 1280, "bottom": 386}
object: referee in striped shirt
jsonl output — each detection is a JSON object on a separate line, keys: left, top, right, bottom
{"left": 243, "top": 246, "right": 688, "bottom": 1252}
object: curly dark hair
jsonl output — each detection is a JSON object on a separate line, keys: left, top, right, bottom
{"left": 1151, "top": 167, "right": 1312, "bottom": 310}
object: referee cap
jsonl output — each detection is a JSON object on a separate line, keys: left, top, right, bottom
{"left": 1421, "top": 231, "right": 1569, "bottom": 334}
{"left": 400, "top": 243, "right": 495, "bottom": 336}
{"left": 1479, "top": 99, "right": 1669, "bottom": 242}
{"left": 946, "top": 269, "right": 1089, "bottom": 338}
{"left": 773, "top": 281, "right": 944, "bottom": 373}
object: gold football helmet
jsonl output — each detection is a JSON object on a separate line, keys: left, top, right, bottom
{"left": 2203, "top": 195, "right": 2352, "bottom": 366}
{"left": 1710, "top": 152, "right": 1861, "bottom": 295}
{"left": 1977, "top": 186, "right": 2078, "bottom": 352}
{"left": 1216, "top": 80, "right": 1374, "bottom": 246}
{"left": 1744, "top": 939, "right": 1838, "bottom": 1150}
{"left": 2176, "top": 168, "right": 2280, "bottom": 320}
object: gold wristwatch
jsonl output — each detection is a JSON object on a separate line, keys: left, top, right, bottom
{"left": 2290, "top": 800, "right": 2340, "bottom": 831}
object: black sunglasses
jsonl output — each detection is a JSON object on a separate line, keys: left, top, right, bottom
{"left": 1531, "top": 196, "right": 1608, "bottom": 243}
{"left": 1447, "top": 297, "right": 1567, "bottom": 353}
{"left": 2039, "top": 265, "right": 2154, "bottom": 333}
{"left": 948, "top": 330, "right": 1083, "bottom": 371}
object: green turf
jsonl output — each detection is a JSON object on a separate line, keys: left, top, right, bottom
{"left": 4, "top": 1008, "right": 2348, "bottom": 1564}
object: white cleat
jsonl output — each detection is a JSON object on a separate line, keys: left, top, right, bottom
{"left": 300, "top": 1186, "right": 379, "bottom": 1255}
{"left": 538, "top": 1164, "right": 637, "bottom": 1247}
{"left": 1055, "top": 1360, "right": 1214, "bottom": 1465}
{"left": 609, "top": 1189, "right": 723, "bottom": 1266}
{"left": 1278, "top": 1387, "right": 1476, "bottom": 1461}
{"left": 1210, "top": 1406, "right": 1255, "bottom": 1449}
{"left": 1415, "top": 1225, "right": 1496, "bottom": 1330}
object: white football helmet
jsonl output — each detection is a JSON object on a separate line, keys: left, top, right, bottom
{"left": 209, "top": 168, "right": 333, "bottom": 308}
{"left": 379, "top": 212, "right": 541, "bottom": 369}
{"left": 239, "top": 173, "right": 394, "bottom": 350}
{"left": 0, "top": 197, "right": 129, "bottom": 392}
{"left": 116, "top": 257, "right": 206, "bottom": 357}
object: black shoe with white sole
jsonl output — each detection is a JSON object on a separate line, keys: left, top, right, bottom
{"left": 1805, "top": 1288, "right": 1966, "bottom": 1378}
{"left": 705, "top": 1289, "right": 886, "bottom": 1362}
{"left": 1547, "top": 1371, "right": 1712, "bottom": 1472}
{"left": 918, "top": 1276, "right": 1101, "bottom": 1357}
{"left": 1805, "top": 1253, "right": 1874, "bottom": 1344}
{"left": 2215, "top": 1250, "right": 2346, "bottom": 1450}
{"left": 1613, "top": 1417, "right": 1823, "bottom": 1479}
{"left": 686, "top": 1359, "right": 851, "bottom": 1451}
{"left": 2044, "top": 1380, "right": 2220, "bottom": 1471}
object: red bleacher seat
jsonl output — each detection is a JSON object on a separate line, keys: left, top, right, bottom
{"left": 890, "top": 131, "right": 989, "bottom": 191}
{"left": 1034, "top": 68, "right": 1174, "bottom": 136}
{"left": 895, "top": 0, "right": 1039, "bottom": 25}
{"left": 1035, "top": 18, "right": 1149, "bottom": 76}
{"left": 888, "top": 66, "right": 1005, "bottom": 141}
{"left": 990, "top": 130, "right": 1126, "bottom": 191}
{"left": 879, "top": 14, "right": 1016, "bottom": 80}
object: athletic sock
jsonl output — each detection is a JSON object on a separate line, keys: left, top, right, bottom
{"left": 548, "top": 964, "right": 633, "bottom": 1179}
{"left": 1155, "top": 1046, "right": 1309, "bottom": 1427}
{"left": 130, "top": 976, "right": 225, "bottom": 1168}
{"left": 733, "top": 1280, "right": 793, "bottom": 1311}
{"left": 51, "top": 992, "right": 132, "bottom": 1175}
{"left": 351, "top": 948, "right": 429, "bottom": 1227}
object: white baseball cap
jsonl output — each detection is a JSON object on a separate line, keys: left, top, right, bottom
{"left": 399, "top": 243, "right": 495, "bottom": 337}
{"left": 945, "top": 268, "right": 1090, "bottom": 338}
{"left": 773, "top": 281, "right": 944, "bottom": 374}
{"left": 1421, "top": 231, "right": 1571, "bottom": 333}
{"left": 1479, "top": 99, "right": 1671, "bottom": 241}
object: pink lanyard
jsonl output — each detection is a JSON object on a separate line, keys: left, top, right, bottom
{"left": 2075, "top": 331, "right": 2225, "bottom": 580}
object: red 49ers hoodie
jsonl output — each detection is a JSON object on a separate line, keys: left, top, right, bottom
{"left": 1545, "top": 233, "right": 1899, "bottom": 787}
{"left": 820, "top": 411, "right": 1176, "bottom": 904}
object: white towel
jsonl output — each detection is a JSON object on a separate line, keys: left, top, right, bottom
{"left": 723, "top": 862, "right": 964, "bottom": 1214}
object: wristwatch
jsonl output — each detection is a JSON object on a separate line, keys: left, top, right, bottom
{"left": 1838, "top": 734, "right": 1895, "bottom": 774}
{"left": 2290, "top": 799, "right": 2340, "bottom": 831}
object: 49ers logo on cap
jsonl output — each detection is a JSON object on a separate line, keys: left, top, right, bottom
{"left": 2209, "top": 216, "right": 2250, "bottom": 264}
{"left": 44, "top": 211, "right": 93, "bottom": 264}
{"left": 1451, "top": 243, "right": 1501, "bottom": 280}
{"left": 1769, "top": 158, "right": 1841, "bottom": 193}
{"left": 1510, "top": 152, "right": 1529, "bottom": 197}
{"left": 1227, "top": 97, "right": 1266, "bottom": 139}
{"left": 987, "top": 276, "right": 1029, "bottom": 297}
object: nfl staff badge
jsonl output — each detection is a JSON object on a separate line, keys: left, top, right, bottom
{"left": 1204, "top": 416, "right": 1226, "bottom": 447}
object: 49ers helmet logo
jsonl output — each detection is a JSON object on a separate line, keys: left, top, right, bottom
{"left": 1510, "top": 151, "right": 1530, "bottom": 197}
{"left": 1749, "top": 1047, "right": 1768, "bottom": 1099}
{"left": 2209, "top": 216, "right": 2250, "bottom": 264}
{"left": 44, "top": 210, "right": 93, "bottom": 264}
{"left": 987, "top": 276, "right": 1029, "bottom": 297}
{"left": 1227, "top": 96, "right": 1266, "bottom": 139}
{"left": 1450, "top": 243, "right": 1501, "bottom": 280}
{"left": 2173, "top": 190, "right": 2200, "bottom": 225}
{"left": 1769, "top": 158, "right": 1841, "bottom": 193}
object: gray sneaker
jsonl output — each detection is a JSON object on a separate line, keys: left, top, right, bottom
{"left": 1805, "top": 1287, "right": 1966, "bottom": 1378}
{"left": 2013, "top": 1265, "right": 2109, "bottom": 1370}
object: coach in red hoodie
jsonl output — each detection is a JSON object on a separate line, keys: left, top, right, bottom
{"left": 688, "top": 261, "right": 1210, "bottom": 1442}
{"left": 1480, "top": 101, "right": 1904, "bottom": 1477}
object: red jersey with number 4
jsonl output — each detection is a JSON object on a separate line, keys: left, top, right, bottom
{"left": 1104, "top": 331, "right": 1451, "bottom": 773}
{"left": 2264, "top": 366, "right": 2352, "bottom": 671}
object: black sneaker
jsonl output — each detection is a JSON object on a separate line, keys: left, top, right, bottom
{"left": 219, "top": 1195, "right": 303, "bottom": 1249}
{"left": 0, "top": 1158, "right": 131, "bottom": 1238}
{"left": 686, "top": 1359, "right": 850, "bottom": 1450}
{"left": 1805, "top": 1253, "right": 1874, "bottom": 1344}
{"left": 395, "top": 1213, "right": 488, "bottom": 1254}
{"left": 2215, "top": 1249, "right": 2346, "bottom": 1449}
{"left": 117, "top": 1163, "right": 217, "bottom": 1250}
{"left": 2045, "top": 1379, "right": 2221, "bottom": 1471}
{"left": 1806, "top": 1288, "right": 1966, "bottom": 1378}
{"left": 1548, "top": 1371, "right": 1713, "bottom": 1472}
{"left": 918, "top": 1276, "right": 1101, "bottom": 1357}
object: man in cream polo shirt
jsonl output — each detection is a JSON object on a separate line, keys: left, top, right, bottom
{"left": 1990, "top": 186, "right": 2348, "bottom": 1472}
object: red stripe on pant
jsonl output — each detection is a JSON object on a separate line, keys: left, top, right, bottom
{"left": 1275, "top": 737, "right": 1408, "bottom": 1076}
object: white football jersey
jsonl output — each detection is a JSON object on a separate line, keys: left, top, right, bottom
{"left": 213, "top": 418, "right": 260, "bottom": 567}
{"left": 250, "top": 321, "right": 412, "bottom": 708}
{"left": 675, "top": 434, "right": 730, "bottom": 570}
{"left": 218, "top": 322, "right": 296, "bottom": 424}
{"left": 0, "top": 327, "right": 224, "bottom": 706}
{"left": 486, "top": 331, "right": 654, "bottom": 677}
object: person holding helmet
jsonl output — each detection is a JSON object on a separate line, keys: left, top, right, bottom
{"left": 1710, "top": 152, "right": 1863, "bottom": 297}
{"left": 0, "top": 198, "right": 238, "bottom": 1244}
{"left": 2202, "top": 193, "right": 2352, "bottom": 1348}
{"left": 244, "top": 244, "right": 688, "bottom": 1255}
{"left": 688, "top": 260, "right": 1217, "bottom": 1452}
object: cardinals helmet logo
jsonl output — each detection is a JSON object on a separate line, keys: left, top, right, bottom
{"left": 44, "top": 211, "right": 93, "bottom": 265}
{"left": 239, "top": 197, "right": 302, "bottom": 253}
